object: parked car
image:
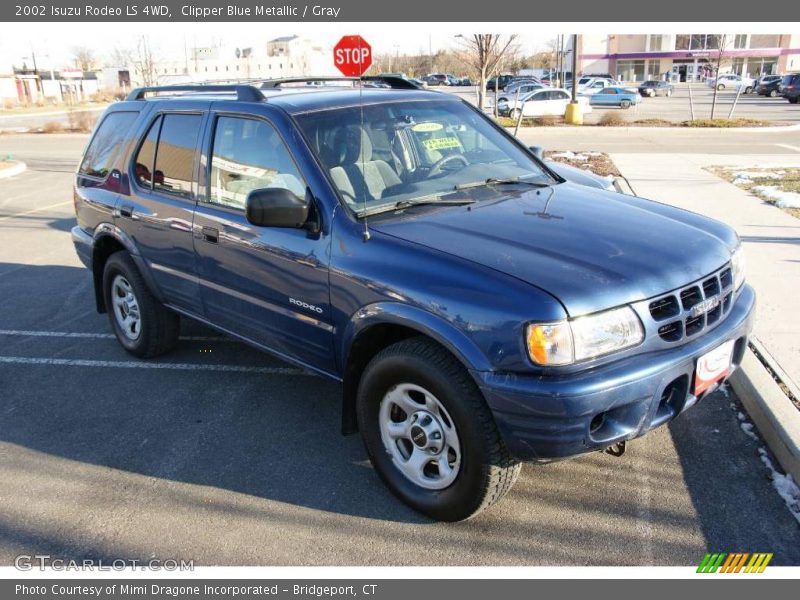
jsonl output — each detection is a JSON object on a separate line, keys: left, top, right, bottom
{"left": 497, "top": 81, "right": 544, "bottom": 103}
{"left": 638, "top": 80, "right": 673, "bottom": 97}
{"left": 72, "top": 81, "right": 754, "bottom": 521}
{"left": 781, "top": 73, "right": 800, "bottom": 103}
{"left": 706, "top": 74, "right": 755, "bottom": 93}
{"left": 755, "top": 74, "right": 782, "bottom": 88}
{"left": 589, "top": 86, "right": 642, "bottom": 109}
{"left": 756, "top": 76, "right": 783, "bottom": 97}
{"left": 577, "top": 76, "right": 620, "bottom": 94}
{"left": 409, "top": 78, "right": 428, "bottom": 89}
{"left": 486, "top": 74, "right": 515, "bottom": 91}
{"left": 498, "top": 88, "right": 591, "bottom": 118}
{"left": 445, "top": 74, "right": 460, "bottom": 86}
{"left": 424, "top": 73, "right": 450, "bottom": 86}
{"left": 458, "top": 77, "right": 473, "bottom": 86}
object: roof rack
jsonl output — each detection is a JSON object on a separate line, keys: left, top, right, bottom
{"left": 260, "top": 76, "right": 421, "bottom": 90}
{"left": 126, "top": 84, "right": 265, "bottom": 102}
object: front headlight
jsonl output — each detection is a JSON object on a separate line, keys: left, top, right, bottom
{"left": 731, "top": 245, "right": 746, "bottom": 290}
{"left": 526, "top": 306, "right": 643, "bottom": 366}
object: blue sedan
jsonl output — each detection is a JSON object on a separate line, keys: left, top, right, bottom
{"left": 589, "top": 86, "right": 641, "bottom": 109}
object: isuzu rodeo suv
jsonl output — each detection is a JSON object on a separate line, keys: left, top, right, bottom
{"left": 72, "top": 78, "right": 754, "bottom": 521}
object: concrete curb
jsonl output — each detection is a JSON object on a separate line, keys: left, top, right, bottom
{"left": 0, "top": 160, "right": 26, "bottom": 179}
{"left": 730, "top": 349, "right": 800, "bottom": 484}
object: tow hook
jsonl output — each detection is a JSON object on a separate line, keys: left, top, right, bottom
{"left": 605, "top": 441, "right": 626, "bottom": 457}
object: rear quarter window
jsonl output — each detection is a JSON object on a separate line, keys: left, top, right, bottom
{"left": 78, "top": 111, "right": 138, "bottom": 178}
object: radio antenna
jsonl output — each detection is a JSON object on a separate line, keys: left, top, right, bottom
{"left": 358, "top": 37, "right": 371, "bottom": 242}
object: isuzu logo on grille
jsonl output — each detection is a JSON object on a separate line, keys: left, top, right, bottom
{"left": 689, "top": 295, "right": 721, "bottom": 318}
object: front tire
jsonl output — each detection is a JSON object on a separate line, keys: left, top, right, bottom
{"left": 769, "top": 89, "right": 777, "bottom": 97}
{"left": 620, "top": 100, "right": 631, "bottom": 109}
{"left": 717, "top": 83, "right": 725, "bottom": 91}
{"left": 103, "top": 252, "right": 179, "bottom": 358}
{"left": 509, "top": 108, "right": 522, "bottom": 120}
{"left": 357, "top": 337, "right": 520, "bottom": 521}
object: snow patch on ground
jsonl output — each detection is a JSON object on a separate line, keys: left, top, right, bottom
{"left": 731, "top": 401, "right": 800, "bottom": 524}
{"left": 757, "top": 448, "right": 800, "bottom": 525}
{"left": 751, "top": 185, "right": 800, "bottom": 209}
{"left": 550, "top": 151, "right": 589, "bottom": 161}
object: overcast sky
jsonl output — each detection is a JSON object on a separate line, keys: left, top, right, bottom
{"left": 0, "top": 23, "right": 553, "bottom": 70}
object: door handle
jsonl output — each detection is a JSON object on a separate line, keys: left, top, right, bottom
{"left": 119, "top": 204, "right": 134, "bottom": 218}
{"left": 202, "top": 226, "right": 219, "bottom": 243}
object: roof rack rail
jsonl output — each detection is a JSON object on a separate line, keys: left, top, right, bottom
{"left": 260, "top": 76, "right": 421, "bottom": 90}
{"left": 126, "top": 84, "right": 265, "bottom": 102}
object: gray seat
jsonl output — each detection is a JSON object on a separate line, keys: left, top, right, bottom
{"left": 328, "top": 125, "right": 402, "bottom": 203}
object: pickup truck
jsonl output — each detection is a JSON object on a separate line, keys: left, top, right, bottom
{"left": 71, "top": 79, "right": 754, "bottom": 521}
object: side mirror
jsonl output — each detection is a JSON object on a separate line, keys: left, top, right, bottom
{"left": 245, "top": 187, "right": 310, "bottom": 228}
{"left": 528, "top": 145, "right": 544, "bottom": 160}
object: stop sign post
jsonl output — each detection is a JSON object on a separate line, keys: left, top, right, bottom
{"left": 333, "top": 35, "right": 372, "bottom": 77}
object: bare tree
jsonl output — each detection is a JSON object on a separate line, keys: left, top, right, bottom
{"left": 108, "top": 46, "right": 134, "bottom": 68}
{"left": 132, "top": 36, "right": 159, "bottom": 87}
{"left": 454, "top": 35, "right": 518, "bottom": 110}
{"left": 709, "top": 34, "right": 733, "bottom": 120}
{"left": 72, "top": 46, "right": 95, "bottom": 72}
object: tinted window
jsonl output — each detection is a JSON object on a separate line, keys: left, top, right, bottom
{"left": 79, "top": 111, "right": 138, "bottom": 178}
{"left": 153, "top": 114, "right": 202, "bottom": 199}
{"left": 133, "top": 115, "right": 161, "bottom": 189}
{"left": 208, "top": 116, "right": 306, "bottom": 210}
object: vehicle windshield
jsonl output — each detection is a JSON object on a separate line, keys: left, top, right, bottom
{"left": 295, "top": 99, "right": 555, "bottom": 216}
{"left": 578, "top": 77, "right": 591, "bottom": 85}
{"left": 782, "top": 75, "right": 794, "bottom": 85}
{"left": 643, "top": 80, "right": 659, "bottom": 85}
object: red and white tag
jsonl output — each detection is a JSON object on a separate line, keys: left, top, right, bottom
{"left": 694, "top": 340, "right": 735, "bottom": 395}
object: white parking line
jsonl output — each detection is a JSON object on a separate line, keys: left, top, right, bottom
{"left": 0, "top": 201, "right": 72, "bottom": 221}
{"left": 0, "top": 329, "right": 236, "bottom": 342}
{"left": 0, "top": 355, "right": 311, "bottom": 375}
{"left": 775, "top": 143, "right": 800, "bottom": 152}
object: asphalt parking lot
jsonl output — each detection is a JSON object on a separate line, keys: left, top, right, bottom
{"left": 448, "top": 84, "right": 800, "bottom": 124}
{"left": 1, "top": 133, "right": 799, "bottom": 566}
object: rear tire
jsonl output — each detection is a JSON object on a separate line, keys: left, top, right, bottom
{"left": 103, "top": 252, "right": 179, "bottom": 358}
{"left": 509, "top": 108, "right": 522, "bottom": 120}
{"left": 357, "top": 337, "right": 521, "bottom": 521}
{"left": 745, "top": 86, "right": 753, "bottom": 94}
{"left": 789, "top": 97, "right": 798, "bottom": 104}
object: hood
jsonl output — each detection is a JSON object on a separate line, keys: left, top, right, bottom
{"left": 371, "top": 183, "right": 733, "bottom": 316}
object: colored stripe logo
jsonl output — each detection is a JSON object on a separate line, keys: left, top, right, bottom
{"left": 697, "top": 552, "right": 773, "bottom": 573}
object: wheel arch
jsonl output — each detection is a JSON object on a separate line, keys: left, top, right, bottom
{"left": 91, "top": 224, "right": 163, "bottom": 312}
{"left": 338, "top": 303, "right": 492, "bottom": 435}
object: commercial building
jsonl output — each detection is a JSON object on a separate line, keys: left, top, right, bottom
{"left": 578, "top": 34, "right": 800, "bottom": 82}
{"left": 152, "top": 35, "right": 336, "bottom": 85}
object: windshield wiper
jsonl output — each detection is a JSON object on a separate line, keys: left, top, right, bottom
{"left": 454, "top": 176, "right": 551, "bottom": 191}
{"left": 356, "top": 195, "right": 476, "bottom": 218}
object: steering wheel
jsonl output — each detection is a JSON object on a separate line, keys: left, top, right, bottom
{"left": 427, "top": 153, "right": 469, "bottom": 178}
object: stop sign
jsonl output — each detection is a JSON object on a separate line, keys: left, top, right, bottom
{"left": 333, "top": 35, "right": 372, "bottom": 77}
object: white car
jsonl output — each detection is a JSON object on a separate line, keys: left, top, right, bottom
{"left": 707, "top": 73, "right": 755, "bottom": 93}
{"left": 577, "top": 76, "right": 620, "bottom": 94}
{"left": 498, "top": 88, "right": 592, "bottom": 119}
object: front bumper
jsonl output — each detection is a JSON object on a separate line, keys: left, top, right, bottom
{"left": 476, "top": 284, "right": 756, "bottom": 462}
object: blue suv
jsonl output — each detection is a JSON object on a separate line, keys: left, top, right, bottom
{"left": 72, "top": 79, "right": 755, "bottom": 521}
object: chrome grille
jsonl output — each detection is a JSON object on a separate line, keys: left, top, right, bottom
{"left": 642, "top": 263, "right": 735, "bottom": 344}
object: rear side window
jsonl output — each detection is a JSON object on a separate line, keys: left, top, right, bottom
{"left": 78, "top": 111, "right": 138, "bottom": 178}
{"left": 133, "top": 113, "right": 202, "bottom": 199}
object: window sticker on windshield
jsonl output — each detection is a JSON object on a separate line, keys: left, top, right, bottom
{"left": 412, "top": 122, "right": 444, "bottom": 132}
{"left": 421, "top": 137, "right": 462, "bottom": 151}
